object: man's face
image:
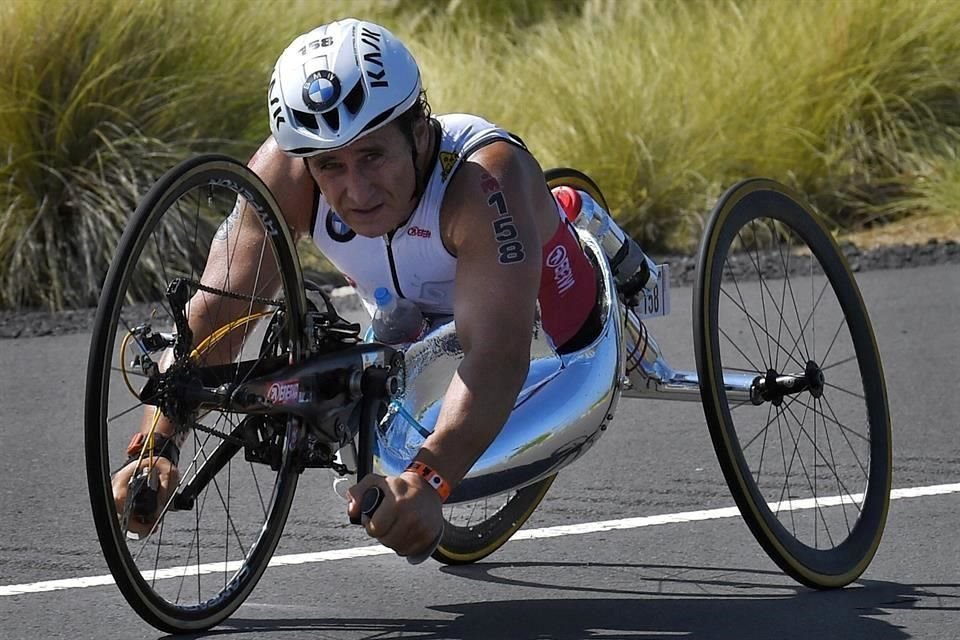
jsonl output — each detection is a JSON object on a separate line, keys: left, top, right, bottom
{"left": 305, "top": 122, "right": 418, "bottom": 238}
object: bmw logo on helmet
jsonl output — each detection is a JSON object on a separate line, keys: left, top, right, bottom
{"left": 303, "top": 70, "right": 341, "bottom": 112}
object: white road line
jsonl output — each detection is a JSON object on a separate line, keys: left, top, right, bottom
{"left": 2, "top": 482, "right": 958, "bottom": 597}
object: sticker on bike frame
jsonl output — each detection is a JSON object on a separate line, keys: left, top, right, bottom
{"left": 634, "top": 263, "right": 671, "bottom": 319}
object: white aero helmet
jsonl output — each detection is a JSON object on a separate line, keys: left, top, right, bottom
{"left": 268, "top": 19, "right": 422, "bottom": 156}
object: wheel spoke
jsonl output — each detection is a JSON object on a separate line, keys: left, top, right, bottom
{"left": 782, "top": 400, "right": 864, "bottom": 518}
{"left": 755, "top": 403, "right": 773, "bottom": 483}
{"left": 817, "top": 397, "right": 854, "bottom": 537}
{"left": 774, "top": 405, "right": 799, "bottom": 534}
{"left": 783, "top": 277, "right": 830, "bottom": 366}
{"left": 721, "top": 365, "right": 765, "bottom": 375}
{"left": 820, "top": 395, "right": 870, "bottom": 476}
{"left": 737, "top": 227, "right": 813, "bottom": 368}
{"left": 719, "top": 325, "right": 765, "bottom": 374}
{"left": 720, "top": 287, "right": 807, "bottom": 371}
{"left": 723, "top": 257, "right": 769, "bottom": 370}
{"left": 820, "top": 352, "right": 857, "bottom": 374}
{"left": 781, "top": 252, "right": 812, "bottom": 361}
{"left": 107, "top": 401, "right": 148, "bottom": 424}
{"left": 822, "top": 380, "right": 866, "bottom": 401}
{"left": 773, "top": 220, "right": 793, "bottom": 372}
{"left": 748, "top": 254, "right": 830, "bottom": 374}
{"left": 739, "top": 393, "right": 803, "bottom": 452}
{"left": 777, "top": 398, "right": 832, "bottom": 542}
{"left": 745, "top": 222, "right": 774, "bottom": 367}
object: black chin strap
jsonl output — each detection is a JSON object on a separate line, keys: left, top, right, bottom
{"left": 411, "top": 141, "right": 422, "bottom": 202}
{"left": 407, "top": 118, "right": 441, "bottom": 207}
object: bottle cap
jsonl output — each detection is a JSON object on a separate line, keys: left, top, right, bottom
{"left": 552, "top": 186, "right": 582, "bottom": 222}
{"left": 374, "top": 287, "right": 392, "bottom": 308}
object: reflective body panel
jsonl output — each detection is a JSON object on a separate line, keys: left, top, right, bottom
{"left": 372, "top": 234, "right": 623, "bottom": 503}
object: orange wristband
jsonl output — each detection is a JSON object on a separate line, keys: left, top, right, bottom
{"left": 405, "top": 461, "right": 451, "bottom": 502}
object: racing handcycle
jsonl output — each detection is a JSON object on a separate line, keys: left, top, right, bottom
{"left": 85, "top": 155, "right": 891, "bottom": 633}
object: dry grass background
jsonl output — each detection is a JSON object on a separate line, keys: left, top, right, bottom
{"left": 1, "top": 0, "right": 958, "bottom": 309}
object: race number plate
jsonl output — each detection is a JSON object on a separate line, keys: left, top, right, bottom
{"left": 634, "top": 263, "right": 671, "bottom": 319}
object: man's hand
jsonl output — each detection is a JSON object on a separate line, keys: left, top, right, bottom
{"left": 111, "top": 456, "right": 180, "bottom": 537}
{"left": 346, "top": 473, "right": 443, "bottom": 562}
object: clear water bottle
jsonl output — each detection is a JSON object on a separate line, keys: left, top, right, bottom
{"left": 553, "top": 186, "right": 660, "bottom": 298}
{"left": 371, "top": 287, "right": 429, "bottom": 344}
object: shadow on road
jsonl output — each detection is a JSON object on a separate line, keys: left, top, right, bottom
{"left": 163, "top": 561, "right": 958, "bottom": 640}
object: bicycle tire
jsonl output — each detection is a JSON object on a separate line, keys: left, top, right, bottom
{"left": 693, "top": 178, "right": 892, "bottom": 588}
{"left": 432, "top": 476, "right": 557, "bottom": 565}
{"left": 85, "top": 154, "right": 307, "bottom": 631}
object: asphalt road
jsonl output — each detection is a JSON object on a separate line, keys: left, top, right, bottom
{"left": 1, "top": 263, "right": 958, "bottom": 639}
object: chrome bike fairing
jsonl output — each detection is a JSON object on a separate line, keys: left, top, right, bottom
{"left": 372, "top": 233, "right": 623, "bottom": 504}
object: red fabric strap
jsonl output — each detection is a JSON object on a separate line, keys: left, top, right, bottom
{"left": 538, "top": 218, "right": 598, "bottom": 346}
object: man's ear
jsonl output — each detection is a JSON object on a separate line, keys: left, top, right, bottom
{"left": 412, "top": 116, "right": 431, "bottom": 149}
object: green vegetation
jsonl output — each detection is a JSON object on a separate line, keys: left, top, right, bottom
{"left": 2, "top": 0, "right": 958, "bottom": 310}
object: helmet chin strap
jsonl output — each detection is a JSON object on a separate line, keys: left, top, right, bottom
{"left": 407, "top": 118, "right": 437, "bottom": 210}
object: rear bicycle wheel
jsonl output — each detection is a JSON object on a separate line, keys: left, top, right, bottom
{"left": 432, "top": 477, "right": 556, "bottom": 565}
{"left": 694, "top": 178, "right": 892, "bottom": 588}
{"left": 85, "top": 154, "right": 308, "bottom": 631}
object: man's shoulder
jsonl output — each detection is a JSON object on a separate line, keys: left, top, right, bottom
{"left": 440, "top": 139, "right": 541, "bottom": 242}
{"left": 434, "top": 112, "right": 521, "bottom": 202}
{"left": 434, "top": 113, "right": 510, "bottom": 148}
{"left": 435, "top": 112, "right": 498, "bottom": 127}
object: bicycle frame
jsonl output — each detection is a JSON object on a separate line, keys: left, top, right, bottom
{"left": 621, "top": 307, "right": 757, "bottom": 404}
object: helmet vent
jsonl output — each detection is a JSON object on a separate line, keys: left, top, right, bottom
{"left": 342, "top": 79, "right": 365, "bottom": 115}
{"left": 362, "top": 107, "right": 395, "bottom": 134}
{"left": 292, "top": 110, "right": 319, "bottom": 130}
{"left": 321, "top": 108, "right": 340, "bottom": 131}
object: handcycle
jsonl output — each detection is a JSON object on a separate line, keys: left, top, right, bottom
{"left": 85, "top": 154, "right": 891, "bottom": 633}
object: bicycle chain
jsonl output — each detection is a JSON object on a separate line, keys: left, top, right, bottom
{"left": 183, "top": 278, "right": 285, "bottom": 309}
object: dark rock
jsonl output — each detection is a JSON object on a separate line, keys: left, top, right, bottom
{"left": 2, "top": 240, "right": 958, "bottom": 340}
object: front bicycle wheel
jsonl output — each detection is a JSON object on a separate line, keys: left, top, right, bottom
{"left": 694, "top": 178, "right": 891, "bottom": 588}
{"left": 85, "top": 154, "right": 308, "bottom": 632}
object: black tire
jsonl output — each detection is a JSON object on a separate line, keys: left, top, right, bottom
{"left": 433, "top": 477, "right": 557, "bottom": 565}
{"left": 85, "top": 155, "right": 307, "bottom": 632}
{"left": 693, "top": 178, "right": 892, "bottom": 588}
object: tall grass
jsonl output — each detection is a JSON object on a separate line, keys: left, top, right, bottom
{"left": 2, "top": 0, "right": 959, "bottom": 310}
{"left": 0, "top": 0, "right": 360, "bottom": 309}
{"left": 414, "top": 0, "right": 960, "bottom": 249}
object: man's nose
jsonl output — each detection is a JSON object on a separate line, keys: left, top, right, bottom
{"left": 344, "top": 167, "right": 375, "bottom": 204}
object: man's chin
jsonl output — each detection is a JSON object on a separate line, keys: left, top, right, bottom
{"left": 349, "top": 215, "right": 397, "bottom": 238}
{"left": 350, "top": 220, "right": 390, "bottom": 238}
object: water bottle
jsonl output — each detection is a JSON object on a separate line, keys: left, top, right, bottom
{"left": 553, "top": 186, "right": 660, "bottom": 298}
{"left": 371, "top": 287, "right": 429, "bottom": 344}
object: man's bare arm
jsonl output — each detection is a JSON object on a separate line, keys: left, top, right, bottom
{"left": 412, "top": 142, "right": 554, "bottom": 488}
{"left": 182, "top": 137, "right": 316, "bottom": 364}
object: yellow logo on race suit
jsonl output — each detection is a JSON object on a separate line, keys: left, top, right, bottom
{"left": 439, "top": 151, "right": 458, "bottom": 182}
